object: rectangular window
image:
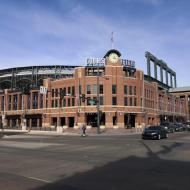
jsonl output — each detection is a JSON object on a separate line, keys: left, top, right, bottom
{"left": 8, "top": 95, "right": 11, "bottom": 110}
{"left": 93, "top": 97, "right": 97, "bottom": 105}
{"left": 51, "top": 100, "right": 54, "bottom": 108}
{"left": 72, "top": 86, "right": 75, "bottom": 96}
{"left": 87, "top": 98, "right": 92, "bottom": 106}
{"left": 99, "top": 96, "right": 104, "bottom": 105}
{"left": 55, "top": 100, "right": 58, "bottom": 107}
{"left": 63, "top": 99, "right": 66, "bottom": 107}
{"left": 68, "top": 98, "right": 71, "bottom": 107}
{"left": 93, "top": 84, "right": 97, "bottom": 94}
{"left": 86, "top": 85, "right": 91, "bottom": 94}
{"left": 134, "top": 98, "right": 137, "bottom": 106}
{"left": 13, "top": 95, "right": 18, "bottom": 110}
{"left": 112, "top": 85, "right": 117, "bottom": 94}
{"left": 129, "top": 86, "right": 133, "bottom": 95}
{"left": 55, "top": 89, "right": 58, "bottom": 97}
{"left": 63, "top": 87, "right": 66, "bottom": 97}
{"left": 99, "top": 85, "right": 103, "bottom": 94}
{"left": 124, "top": 97, "right": 128, "bottom": 106}
{"left": 1, "top": 96, "right": 4, "bottom": 111}
{"left": 124, "top": 85, "right": 128, "bottom": 95}
{"left": 68, "top": 87, "right": 71, "bottom": 95}
{"left": 52, "top": 89, "right": 55, "bottom": 98}
{"left": 60, "top": 99, "right": 62, "bottom": 107}
{"left": 72, "top": 98, "right": 75, "bottom": 106}
{"left": 19, "top": 94, "right": 22, "bottom": 110}
{"left": 59, "top": 88, "right": 62, "bottom": 96}
{"left": 32, "top": 92, "right": 38, "bottom": 109}
{"left": 130, "top": 97, "right": 133, "bottom": 106}
{"left": 87, "top": 97, "right": 97, "bottom": 106}
{"left": 134, "top": 86, "right": 136, "bottom": 95}
{"left": 112, "top": 97, "right": 117, "bottom": 105}
{"left": 27, "top": 96, "right": 30, "bottom": 109}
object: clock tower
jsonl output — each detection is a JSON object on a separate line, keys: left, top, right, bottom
{"left": 104, "top": 49, "right": 122, "bottom": 66}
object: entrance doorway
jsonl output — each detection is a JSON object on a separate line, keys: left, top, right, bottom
{"left": 86, "top": 112, "right": 105, "bottom": 127}
{"left": 68, "top": 117, "right": 74, "bottom": 127}
{"left": 60, "top": 117, "right": 65, "bottom": 126}
{"left": 124, "top": 114, "right": 135, "bottom": 128}
{"left": 52, "top": 117, "right": 57, "bottom": 127}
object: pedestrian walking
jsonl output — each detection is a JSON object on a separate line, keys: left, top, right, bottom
{"left": 81, "top": 123, "right": 86, "bottom": 137}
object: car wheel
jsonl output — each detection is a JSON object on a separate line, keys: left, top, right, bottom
{"left": 157, "top": 134, "right": 161, "bottom": 140}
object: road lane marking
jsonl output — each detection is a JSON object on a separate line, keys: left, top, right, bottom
{"left": 27, "top": 176, "right": 51, "bottom": 183}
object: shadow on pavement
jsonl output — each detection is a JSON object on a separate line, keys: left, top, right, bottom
{"left": 0, "top": 131, "right": 27, "bottom": 139}
{"left": 30, "top": 141, "right": 190, "bottom": 190}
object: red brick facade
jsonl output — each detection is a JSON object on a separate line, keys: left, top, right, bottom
{"left": 0, "top": 52, "right": 187, "bottom": 131}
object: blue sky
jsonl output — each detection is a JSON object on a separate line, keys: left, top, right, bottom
{"left": 0, "top": 0, "right": 189, "bottom": 86}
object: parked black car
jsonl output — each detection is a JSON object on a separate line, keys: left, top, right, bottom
{"left": 174, "top": 123, "right": 184, "bottom": 132}
{"left": 142, "top": 125, "right": 168, "bottom": 140}
{"left": 182, "top": 123, "right": 190, "bottom": 131}
{"left": 165, "top": 125, "right": 175, "bottom": 133}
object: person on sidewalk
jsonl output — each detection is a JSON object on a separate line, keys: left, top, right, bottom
{"left": 81, "top": 123, "right": 86, "bottom": 137}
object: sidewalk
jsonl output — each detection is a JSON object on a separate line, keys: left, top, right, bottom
{"left": 1, "top": 128, "right": 142, "bottom": 136}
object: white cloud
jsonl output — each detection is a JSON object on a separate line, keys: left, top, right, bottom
{"left": 0, "top": 1, "right": 189, "bottom": 86}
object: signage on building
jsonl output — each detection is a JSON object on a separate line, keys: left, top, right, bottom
{"left": 87, "top": 58, "right": 135, "bottom": 68}
{"left": 87, "top": 58, "right": 105, "bottom": 67}
{"left": 121, "top": 59, "right": 135, "bottom": 68}
{"left": 40, "top": 86, "right": 48, "bottom": 94}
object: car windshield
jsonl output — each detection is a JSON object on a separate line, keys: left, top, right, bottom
{"left": 148, "top": 126, "right": 159, "bottom": 130}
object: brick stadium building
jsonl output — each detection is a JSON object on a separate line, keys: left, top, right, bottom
{"left": 0, "top": 49, "right": 188, "bottom": 131}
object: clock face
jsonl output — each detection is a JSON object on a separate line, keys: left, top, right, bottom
{"left": 109, "top": 53, "right": 119, "bottom": 63}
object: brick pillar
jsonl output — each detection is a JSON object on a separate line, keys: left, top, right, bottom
{"left": 117, "top": 112, "right": 124, "bottom": 128}
{"left": 37, "top": 118, "right": 40, "bottom": 127}
{"left": 105, "top": 112, "right": 113, "bottom": 128}
{"left": 10, "top": 119, "right": 12, "bottom": 128}
{"left": 135, "top": 114, "right": 144, "bottom": 132}
{"left": 2, "top": 115, "right": 7, "bottom": 127}
{"left": 77, "top": 112, "right": 83, "bottom": 123}
{"left": 42, "top": 115, "right": 50, "bottom": 128}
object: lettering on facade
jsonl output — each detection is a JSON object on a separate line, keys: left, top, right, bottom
{"left": 87, "top": 58, "right": 105, "bottom": 67}
{"left": 87, "top": 58, "right": 135, "bottom": 68}
{"left": 121, "top": 59, "right": 135, "bottom": 68}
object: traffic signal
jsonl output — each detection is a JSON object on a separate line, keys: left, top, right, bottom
{"left": 81, "top": 94, "right": 85, "bottom": 102}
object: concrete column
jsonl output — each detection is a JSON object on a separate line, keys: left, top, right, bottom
{"left": 160, "top": 66, "right": 163, "bottom": 83}
{"left": 154, "top": 63, "right": 157, "bottom": 79}
{"left": 166, "top": 70, "right": 168, "bottom": 85}
{"left": 174, "top": 74, "right": 177, "bottom": 87}
{"left": 170, "top": 73, "right": 173, "bottom": 87}
{"left": 147, "top": 57, "right": 151, "bottom": 76}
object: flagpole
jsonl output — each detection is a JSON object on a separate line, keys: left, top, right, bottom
{"left": 111, "top": 32, "right": 114, "bottom": 49}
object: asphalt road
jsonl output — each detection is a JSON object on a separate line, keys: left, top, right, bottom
{"left": 0, "top": 132, "right": 190, "bottom": 190}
